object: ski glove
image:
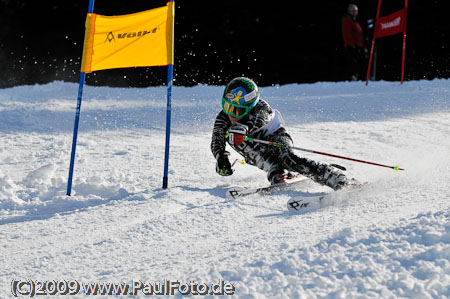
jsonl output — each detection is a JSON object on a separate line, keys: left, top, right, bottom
{"left": 216, "top": 152, "right": 234, "bottom": 176}
{"left": 228, "top": 124, "right": 248, "bottom": 146}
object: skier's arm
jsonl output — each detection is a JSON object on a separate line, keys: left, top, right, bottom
{"left": 211, "top": 112, "right": 234, "bottom": 176}
{"left": 211, "top": 112, "right": 230, "bottom": 158}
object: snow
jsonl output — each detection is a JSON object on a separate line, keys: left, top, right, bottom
{"left": 1, "top": 79, "right": 450, "bottom": 297}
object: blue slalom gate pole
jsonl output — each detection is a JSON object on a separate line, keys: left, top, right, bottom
{"left": 67, "top": 73, "right": 86, "bottom": 195}
{"left": 66, "top": 0, "right": 95, "bottom": 196}
{"left": 162, "top": 64, "right": 174, "bottom": 188}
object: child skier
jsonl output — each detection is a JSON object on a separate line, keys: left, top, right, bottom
{"left": 211, "top": 77, "right": 348, "bottom": 190}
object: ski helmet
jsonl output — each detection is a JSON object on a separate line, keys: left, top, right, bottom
{"left": 221, "top": 77, "right": 260, "bottom": 118}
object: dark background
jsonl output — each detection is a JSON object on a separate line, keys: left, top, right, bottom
{"left": 0, "top": 0, "right": 448, "bottom": 88}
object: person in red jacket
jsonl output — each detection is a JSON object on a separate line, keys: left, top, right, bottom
{"left": 341, "top": 4, "right": 368, "bottom": 81}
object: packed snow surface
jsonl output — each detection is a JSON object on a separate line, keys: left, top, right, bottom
{"left": 1, "top": 79, "right": 450, "bottom": 298}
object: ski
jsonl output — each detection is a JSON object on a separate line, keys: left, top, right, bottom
{"left": 286, "top": 192, "right": 329, "bottom": 211}
{"left": 286, "top": 179, "right": 365, "bottom": 212}
{"left": 226, "top": 174, "right": 308, "bottom": 200}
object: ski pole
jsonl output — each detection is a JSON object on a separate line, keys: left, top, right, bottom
{"left": 231, "top": 158, "right": 246, "bottom": 167}
{"left": 244, "top": 136, "right": 404, "bottom": 171}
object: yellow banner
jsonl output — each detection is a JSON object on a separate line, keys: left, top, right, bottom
{"left": 81, "top": 2, "right": 174, "bottom": 73}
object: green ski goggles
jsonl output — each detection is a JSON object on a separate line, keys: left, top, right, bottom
{"left": 221, "top": 97, "right": 258, "bottom": 118}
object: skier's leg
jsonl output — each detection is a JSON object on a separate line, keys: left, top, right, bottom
{"left": 269, "top": 130, "right": 348, "bottom": 190}
{"left": 281, "top": 150, "right": 348, "bottom": 190}
{"left": 239, "top": 140, "right": 287, "bottom": 184}
{"left": 263, "top": 129, "right": 302, "bottom": 184}
{"left": 267, "top": 163, "right": 286, "bottom": 185}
